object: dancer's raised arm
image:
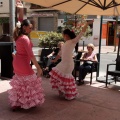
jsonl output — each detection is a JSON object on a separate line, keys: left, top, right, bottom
{"left": 16, "top": 0, "right": 24, "bottom": 22}
{"left": 72, "top": 21, "right": 93, "bottom": 43}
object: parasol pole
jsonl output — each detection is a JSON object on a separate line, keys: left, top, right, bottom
{"left": 9, "top": 0, "right": 15, "bottom": 42}
{"left": 114, "top": 16, "right": 118, "bottom": 52}
{"left": 74, "top": 14, "right": 77, "bottom": 28}
{"left": 97, "top": 15, "right": 103, "bottom": 77}
{"left": 117, "top": 31, "right": 120, "bottom": 58}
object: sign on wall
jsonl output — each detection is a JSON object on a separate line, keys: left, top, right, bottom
{"left": 30, "top": 31, "right": 47, "bottom": 39}
{"left": 31, "top": 13, "right": 54, "bottom": 17}
{"left": 58, "top": 19, "right": 64, "bottom": 27}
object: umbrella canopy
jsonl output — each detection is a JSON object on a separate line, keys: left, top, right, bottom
{"left": 22, "top": 0, "right": 120, "bottom": 77}
{"left": 22, "top": 0, "right": 120, "bottom": 16}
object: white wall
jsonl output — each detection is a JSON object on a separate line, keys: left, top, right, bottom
{"left": 79, "top": 19, "right": 99, "bottom": 46}
{"left": 93, "top": 19, "right": 100, "bottom": 46}
{"left": 79, "top": 18, "right": 106, "bottom": 46}
{"left": 79, "top": 36, "right": 93, "bottom": 46}
{"left": 93, "top": 18, "right": 106, "bottom": 46}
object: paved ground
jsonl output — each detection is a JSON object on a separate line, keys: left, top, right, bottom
{"left": 1, "top": 76, "right": 120, "bottom": 120}
{"left": 0, "top": 46, "right": 120, "bottom": 120}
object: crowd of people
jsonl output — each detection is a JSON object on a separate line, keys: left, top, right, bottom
{"left": 7, "top": 0, "right": 97, "bottom": 111}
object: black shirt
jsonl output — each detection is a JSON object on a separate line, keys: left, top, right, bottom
{"left": 53, "top": 48, "right": 60, "bottom": 56}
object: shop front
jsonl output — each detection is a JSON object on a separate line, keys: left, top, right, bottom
{"left": 102, "top": 20, "right": 120, "bottom": 46}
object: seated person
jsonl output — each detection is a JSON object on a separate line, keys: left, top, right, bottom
{"left": 50, "top": 42, "right": 78, "bottom": 70}
{"left": 78, "top": 43, "right": 97, "bottom": 85}
{"left": 43, "top": 42, "right": 64, "bottom": 76}
{"left": 49, "top": 51, "right": 62, "bottom": 71}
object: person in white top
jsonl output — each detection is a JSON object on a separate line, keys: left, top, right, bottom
{"left": 49, "top": 21, "right": 93, "bottom": 100}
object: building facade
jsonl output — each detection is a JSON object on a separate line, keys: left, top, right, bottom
{"left": 0, "top": 0, "right": 10, "bottom": 35}
{"left": 0, "top": 0, "right": 120, "bottom": 46}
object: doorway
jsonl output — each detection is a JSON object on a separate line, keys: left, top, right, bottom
{"left": 107, "top": 21, "right": 115, "bottom": 46}
{"left": 3, "top": 23, "right": 9, "bottom": 34}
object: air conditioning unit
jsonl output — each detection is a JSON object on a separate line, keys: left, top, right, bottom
{"left": 0, "top": 0, "right": 9, "bottom": 13}
{"left": 0, "top": 2, "right": 3, "bottom": 7}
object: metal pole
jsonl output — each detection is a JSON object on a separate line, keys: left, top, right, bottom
{"left": 97, "top": 15, "right": 103, "bottom": 77}
{"left": 117, "top": 32, "right": 120, "bottom": 58}
{"left": 9, "top": 0, "right": 15, "bottom": 42}
{"left": 83, "top": 41, "right": 84, "bottom": 50}
{"left": 74, "top": 14, "right": 77, "bottom": 28}
{"left": 114, "top": 16, "right": 118, "bottom": 52}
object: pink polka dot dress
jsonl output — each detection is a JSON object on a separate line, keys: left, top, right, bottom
{"left": 8, "top": 35, "right": 45, "bottom": 109}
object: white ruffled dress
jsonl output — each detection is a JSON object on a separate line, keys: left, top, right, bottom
{"left": 49, "top": 32, "right": 84, "bottom": 100}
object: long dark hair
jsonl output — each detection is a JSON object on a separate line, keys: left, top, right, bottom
{"left": 63, "top": 29, "right": 78, "bottom": 52}
{"left": 13, "top": 19, "right": 31, "bottom": 41}
{"left": 63, "top": 29, "right": 76, "bottom": 39}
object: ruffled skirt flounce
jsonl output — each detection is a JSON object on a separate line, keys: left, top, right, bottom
{"left": 8, "top": 74, "right": 45, "bottom": 109}
{"left": 49, "top": 68, "right": 78, "bottom": 100}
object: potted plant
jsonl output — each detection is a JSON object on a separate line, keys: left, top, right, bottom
{"left": 38, "top": 31, "right": 64, "bottom": 48}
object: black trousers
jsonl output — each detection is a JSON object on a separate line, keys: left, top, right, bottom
{"left": 43, "top": 56, "right": 56, "bottom": 68}
{"left": 44, "top": 56, "right": 61, "bottom": 72}
{"left": 79, "top": 64, "right": 92, "bottom": 82}
{"left": 46, "top": 56, "right": 56, "bottom": 67}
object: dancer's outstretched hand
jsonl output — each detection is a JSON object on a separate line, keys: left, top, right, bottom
{"left": 37, "top": 68, "right": 43, "bottom": 77}
{"left": 16, "top": 0, "right": 23, "bottom": 8}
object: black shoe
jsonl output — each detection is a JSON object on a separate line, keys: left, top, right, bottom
{"left": 45, "top": 74, "right": 50, "bottom": 78}
{"left": 77, "top": 81, "right": 84, "bottom": 86}
{"left": 11, "top": 106, "right": 21, "bottom": 111}
{"left": 43, "top": 68, "right": 49, "bottom": 76}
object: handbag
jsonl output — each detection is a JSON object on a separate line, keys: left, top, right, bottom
{"left": 83, "top": 61, "right": 93, "bottom": 66}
